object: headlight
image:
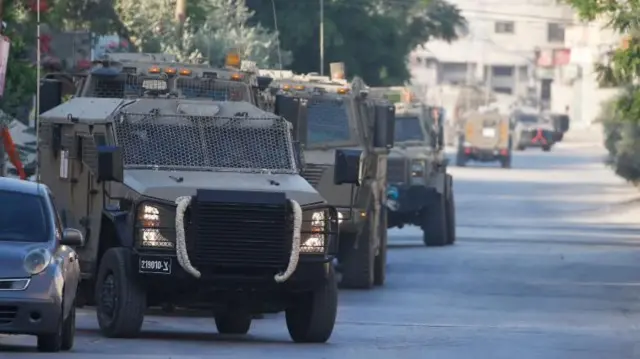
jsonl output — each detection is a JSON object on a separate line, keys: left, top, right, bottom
{"left": 301, "top": 210, "right": 332, "bottom": 254}
{"left": 137, "top": 203, "right": 176, "bottom": 249}
{"left": 411, "top": 161, "right": 425, "bottom": 177}
{"left": 24, "top": 248, "right": 52, "bottom": 275}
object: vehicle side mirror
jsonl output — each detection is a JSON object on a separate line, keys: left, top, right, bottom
{"left": 293, "top": 141, "right": 305, "bottom": 172}
{"left": 97, "top": 145, "right": 124, "bottom": 182}
{"left": 39, "top": 79, "right": 63, "bottom": 115}
{"left": 60, "top": 228, "right": 84, "bottom": 246}
{"left": 373, "top": 105, "right": 395, "bottom": 149}
{"left": 256, "top": 76, "right": 273, "bottom": 91}
{"left": 334, "top": 149, "right": 361, "bottom": 185}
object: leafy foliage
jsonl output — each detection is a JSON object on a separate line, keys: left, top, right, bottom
{"left": 0, "top": 0, "right": 37, "bottom": 122}
{"left": 116, "top": 0, "right": 290, "bottom": 67}
{"left": 564, "top": 0, "right": 640, "bottom": 123}
{"left": 245, "top": 0, "right": 466, "bottom": 85}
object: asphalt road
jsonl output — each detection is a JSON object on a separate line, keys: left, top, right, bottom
{"left": 3, "top": 140, "right": 640, "bottom": 358}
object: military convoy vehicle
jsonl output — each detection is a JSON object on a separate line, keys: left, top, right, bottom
{"left": 35, "top": 56, "right": 344, "bottom": 343}
{"left": 371, "top": 87, "right": 455, "bottom": 247}
{"left": 260, "top": 64, "right": 395, "bottom": 289}
{"left": 456, "top": 108, "right": 512, "bottom": 168}
{"left": 545, "top": 112, "right": 570, "bottom": 142}
{"left": 511, "top": 110, "right": 555, "bottom": 151}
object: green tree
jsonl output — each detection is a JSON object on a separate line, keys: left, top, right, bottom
{"left": 245, "top": 0, "right": 465, "bottom": 85}
{"left": 0, "top": 0, "right": 37, "bottom": 122}
{"left": 116, "top": 0, "right": 290, "bottom": 67}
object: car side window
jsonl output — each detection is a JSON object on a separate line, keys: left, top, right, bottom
{"left": 48, "top": 193, "right": 64, "bottom": 241}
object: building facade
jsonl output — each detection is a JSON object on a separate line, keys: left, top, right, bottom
{"left": 410, "top": 0, "right": 575, "bottom": 102}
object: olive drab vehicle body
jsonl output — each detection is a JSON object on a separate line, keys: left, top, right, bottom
{"left": 372, "top": 87, "right": 455, "bottom": 248}
{"left": 260, "top": 65, "right": 395, "bottom": 289}
{"left": 456, "top": 108, "right": 512, "bottom": 168}
{"left": 35, "top": 54, "right": 342, "bottom": 343}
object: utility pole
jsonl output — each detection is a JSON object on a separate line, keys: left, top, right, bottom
{"left": 319, "top": 0, "right": 324, "bottom": 75}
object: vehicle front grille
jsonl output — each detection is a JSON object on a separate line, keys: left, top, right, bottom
{"left": 387, "top": 158, "right": 407, "bottom": 184}
{"left": 0, "top": 305, "right": 18, "bottom": 325}
{"left": 186, "top": 199, "right": 292, "bottom": 274}
{"left": 302, "top": 163, "right": 331, "bottom": 187}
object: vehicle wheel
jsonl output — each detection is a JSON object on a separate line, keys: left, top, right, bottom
{"left": 339, "top": 226, "right": 374, "bottom": 289}
{"left": 95, "top": 247, "right": 147, "bottom": 338}
{"left": 542, "top": 145, "right": 551, "bottom": 152}
{"left": 215, "top": 313, "right": 252, "bottom": 334}
{"left": 500, "top": 157, "right": 511, "bottom": 169}
{"left": 60, "top": 303, "right": 76, "bottom": 351}
{"left": 286, "top": 265, "right": 338, "bottom": 343}
{"left": 516, "top": 145, "right": 525, "bottom": 151}
{"left": 445, "top": 175, "right": 456, "bottom": 245}
{"left": 422, "top": 188, "right": 448, "bottom": 247}
{"left": 373, "top": 207, "right": 387, "bottom": 286}
{"left": 37, "top": 309, "right": 63, "bottom": 352}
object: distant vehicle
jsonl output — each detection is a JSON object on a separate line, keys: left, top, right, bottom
{"left": 512, "top": 111, "right": 555, "bottom": 151}
{"left": 0, "top": 178, "right": 84, "bottom": 352}
{"left": 456, "top": 109, "right": 512, "bottom": 168}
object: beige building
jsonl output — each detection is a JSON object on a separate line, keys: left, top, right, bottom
{"left": 410, "top": 0, "right": 574, "bottom": 101}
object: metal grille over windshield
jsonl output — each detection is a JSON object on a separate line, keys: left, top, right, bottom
{"left": 113, "top": 112, "right": 297, "bottom": 174}
{"left": 307, "top": 99, "right": 351, "bottom": 144}
{"left": 176, "top": 78, "right": 251, "bottom": 102}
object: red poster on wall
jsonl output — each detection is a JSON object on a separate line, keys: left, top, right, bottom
{"left": 0, "top": 36, "right": 11, "bottom": 98}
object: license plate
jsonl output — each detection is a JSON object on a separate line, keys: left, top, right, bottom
{"left": 139, "top": 257, "right": 172, "bottom": 274}
{"left": 482, "top": 128, "right": 496, "bottom": 137}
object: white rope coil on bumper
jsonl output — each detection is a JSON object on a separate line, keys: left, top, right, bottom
{"left": 174, "top": 196, "right": 303, "bottom": 283}
{"left": 175, "top": 196, "right": 201, "bottom": 278}
{"left": 274, "top": 199, "right": 302, "bottom": 283}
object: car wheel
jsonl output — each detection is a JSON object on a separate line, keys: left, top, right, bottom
{"left": 61, "top": 303, "right": 76, "bottom": 351}
{"left": 95, "top": 248, "right": 146, "bottom": 338}
{"left": 286, "top": 266, "right": 338, "bottom": 343}
{"left": 37, "top": 309, "right": 63, "bottom": 352}
{"left": 215, "top": 313, "right": 252, "bottom": 334}
{"left": 339, "top": 226, "right": 374, "bottom": 289}
{"left": 542, "top": 145, "right": 551, "bottom": 152}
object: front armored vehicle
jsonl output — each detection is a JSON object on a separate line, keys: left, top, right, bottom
{"left": 456, "top": 108, "right": 512, "bottom": 168}
{"left": 262, "top": 65, "right": 395, "bottom": 289}
{"left": 512, "top": 109, "right": 556, "bottom": 151}
{"left": 35, "top": 67, "right": 340, "bottom": 343}
{"left": 378, "top": 93, "right": 455, "bottom": 247}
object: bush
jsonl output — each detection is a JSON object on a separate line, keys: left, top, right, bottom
{"left": 598, "top": 94, "right": 640, "bottom": 185}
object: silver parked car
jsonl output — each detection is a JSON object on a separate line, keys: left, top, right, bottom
{"left": 0, "top": 177, "right": 84, "bottom": 352}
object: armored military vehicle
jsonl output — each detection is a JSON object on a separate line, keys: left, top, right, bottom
{"left": 374, "top": 90, "right": 455, "bottom": 247}
{"left": 456, "top": 108, "right": 512, "bottom": 168}
{"left": 35, "top": 57, "right": 344, "bottom": 343}
{"left": 261, "top": 64, "right": 395, "bottom": 289}
{"left": 512, "top": 109, "right": 555, "bottom": 151}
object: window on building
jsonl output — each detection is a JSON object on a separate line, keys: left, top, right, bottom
{"left": 547, "top": 23, "right": 565, "bottom": 43}
{"left": 492, "top": 66, "right": 513, "bottom": 76}
{"left": 492, "top": 87, "right": 513, "bottom": 94}
{"left": 494, "top": 21, "right": 514, "bottom": 34}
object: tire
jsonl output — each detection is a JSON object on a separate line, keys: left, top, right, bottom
{"left": 286, "top": 266, "right": 338, "bottom": 343}
{"left": 37, "top": 309, "right": 63, "bottom": 352}
{"left": 339, "top": 225, "right": 374, "bottom": 289}
{"left": 95, "top": 247, "right": 147, "bottom": 338}
{"left": 542, "top": 145, "right": 551, "bottom": 152}
{"left": 445, "top": 175, "right": 456, "bottom": 245}
{"left": 516, "top": 145, "right": 525, "bottom": 151}
{"left": 61, "top": 304, "right": 76, "bottom": 351}
{"left": 373, "top": 207, "right": 387, "bottom": 286}
{"left": 215, "top": 313, "right": 252, "bottom": 334}
{"left": 455, "top": 152, "right": 467, "bottom": 167}
{"left": 422, "top": 187, "right": 448, "bottom": 247}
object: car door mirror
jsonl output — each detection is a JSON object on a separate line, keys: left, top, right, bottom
{"left": 373, "top": 104, "right": 395, "bottom": 149}
{"left": 60, "top": 228, "right": 84, "bottom": 246}
{"left": 97, "top": 145, "right": 124, "bottom": 182}
{"left": 334, "top": 149, "right": 361, "bottom": 185}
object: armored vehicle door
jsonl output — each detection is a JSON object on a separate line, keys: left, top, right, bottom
{"left": 464, "top": 113, "right": 504, "bottom": 149}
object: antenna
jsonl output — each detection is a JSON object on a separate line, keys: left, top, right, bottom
{"left": 270, "top": 0, "right": 283, "bottom": 70}
{"left": 35, "top": 0, "right": 41, "bottom": 182}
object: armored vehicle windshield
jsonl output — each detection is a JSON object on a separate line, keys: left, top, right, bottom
{"left": 394, "top": 116, "right": 425, "bottom": 142}
{"left": 306, "top": 99, "right": 352, "bottom": 145}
